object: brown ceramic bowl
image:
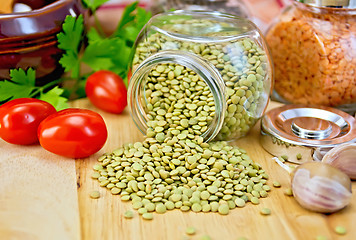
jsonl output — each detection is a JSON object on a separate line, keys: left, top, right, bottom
{"left": 0, "top": 0, "right": 84, "bottom": 85}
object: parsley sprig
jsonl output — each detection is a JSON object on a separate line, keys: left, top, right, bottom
{"left": 0, "top": 69, "right": 68, "bottom": 110}
{"left": 0, "top": 1, "right": 151, "bottom": 110}
{"left": 58, "top": 1, "right": 151, "bottom": 86}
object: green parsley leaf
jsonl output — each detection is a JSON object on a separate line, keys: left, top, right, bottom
{"left": 87, "top": 28, "right": 104, "bottom": 44}
{"left": 0, "top": 68, "right": 36, "bottom": 101}
{"left": 57, "top": 15, "right": 84, "bottom": 78}
{"left": 82, "top": 36, "right": 132, "bottom": 81}
{"left": 108, "top": 39, "right": 132, "bottom": 75}
{"left": 39, "top": 86, "right": 69, "bottom": 110}
{"left": 10, "top": 68, "right": 36, "bottom": 85}
{"left": 0, "top": 68, "right": 69, "bottom": 110}
{"left": 112, "top": 2, "right": 151, "bottom": 48}
{"left": 82, "top": 0, "right": 110, "bottom": 12}
{"left": 57, "top": 15, "right": 84, "bottom": 52}
{"left": 59, "top": 51, "right": 81, "bottom": 78}
{"left": 81, "top": 38, "right": 119, "bottom": 71}
{"left": 136, "top": 7, "right": 152, "bottom": 30}
{"left": 55, "top": 2, "right": 151, "bottom": 93}
{"left": 115, "top": 1, "right": 139, "bottom": 32}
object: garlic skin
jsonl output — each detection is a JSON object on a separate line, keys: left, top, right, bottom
{"left": 291, "top": 162, "right": 352, "bottom": 213}
{"left": 322, "top": 143, "right": 356, "bottom": 180}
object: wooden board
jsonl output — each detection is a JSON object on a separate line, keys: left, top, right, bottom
{"left": 0, "top": 99, "right": 355, "bottom": 239}
{"left": 0, "top": 141, "right": 80, "bottom": 240}
{"left": 72, "top": 99, "right": 356, "bottom": 240}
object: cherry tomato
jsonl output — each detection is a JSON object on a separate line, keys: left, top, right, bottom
{"left": 0, "top": 98, "right": 57, "bottom": 145}
{"left": 85, "top": 70, "right": 127, "bottom": 114}
{"left": 38, "top": 108, "right": 107, "bottom": 158}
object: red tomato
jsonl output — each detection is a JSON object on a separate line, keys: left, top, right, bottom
{"left": 38, "top": 108, "right": 107, "bottom": 158}
{"left": 0, "top": 98, "right": 56, "bottom": 145}
{"left": 85, "top": 70, "right": 127, "bottom": 114}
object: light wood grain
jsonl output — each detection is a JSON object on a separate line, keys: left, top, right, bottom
{"left": 0, "top": 141, "right": 80, "bottom": 240}
{"left": 73, "top": 99, "right": 356, "bottom": 240}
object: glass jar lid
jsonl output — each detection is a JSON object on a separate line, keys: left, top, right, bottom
{"left": 260, "top": 104, "right": 356, "bottom": 163}
{"left": 296, "top": 0, "right": 356, "bottom": 9}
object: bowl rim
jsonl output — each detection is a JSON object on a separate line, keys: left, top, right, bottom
{"left": 0, "top": 0, "right": 76, "bottom": 19}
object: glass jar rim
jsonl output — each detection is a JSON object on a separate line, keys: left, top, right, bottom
{"left": 128, "top": 50, "right": 226, "bottom": 142}
{"left": 294, "top": 0, "right": 356, "bottom": 10}
{"left": 149, "top": 10, "right": 258, "bottom": 43}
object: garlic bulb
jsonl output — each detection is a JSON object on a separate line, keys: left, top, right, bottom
{"left": 322, "top": 143, "right": 356, "bottom": 180}
{"left": 291, "top": 162, "right": 352, "bottom": 213}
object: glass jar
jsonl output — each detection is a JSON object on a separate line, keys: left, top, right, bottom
{"left": 266, "top": 0, "right": 356, "bottom": 113}
{"left": 128, "top": 10, "right": 273, "bottom": 142}
{"left": 156, "top": 0, "right": 251, "bottom": 19}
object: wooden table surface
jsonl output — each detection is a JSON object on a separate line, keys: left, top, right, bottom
{"left": 0, "top": 99, "right": 355, "bottom": 240}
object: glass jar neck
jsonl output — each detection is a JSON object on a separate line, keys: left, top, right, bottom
{"left": 293, "top": 0, "right": 356, "bottom": 15}
{"left": 173, "top": 0, "right": 228, "bottom": 3}
{"left": 128, "top": 50, "right": 226, "bottom": 142}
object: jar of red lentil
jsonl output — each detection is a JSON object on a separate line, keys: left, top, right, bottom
{"left": 265, "top": 0, "right": 356, "bottom": 113}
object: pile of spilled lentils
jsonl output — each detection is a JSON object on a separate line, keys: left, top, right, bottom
{"left": 92, "top": 64, "right": 270, "bottom": 220}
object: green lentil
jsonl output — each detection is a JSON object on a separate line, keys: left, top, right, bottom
{"left": 145, "top": 202, "right": 156, "bottom": 212}
{"left": 284, "top": 188, "right": 293, "bottom": 196}
{"left": 315, "top": 236, "right": 328, "bottom": 240}
{"left": 138, "top": 208, "right": 148, "bottom": 215}
{"left": 186, "top": 227, "right": 196, "bottom": 235}
{"left": 296, "top": 153, "right": 302, "bottom": 160}
{"left": 121, "top": 195, "right": 131, "bottom": 201}
{"left": 91, "top": 172, "right": 101, "bottom": 179}
{"left": 181, "top": 206, "right": 190, "bottom": 211}
{"left": 165, "top": 201, "right": 175, "bottom": 210}
{"left": 111, "top": 187, "right": 121, "bottom": 195}
{"left": 133, "top": 201, "right": 143, "bottom": 210}
{"left": 155, "top": 203, "right": 167, "bottom": 214}
{"left": 280, "top": 155, "right": 289, "bottom": 161}
{"left": 124, "top": 210, "right": 134, "bottom": 219}
{"left": 335, "top": 226, "right": 347, "bottom": 235}
{"left": 235, "top": 198, "right": 246, "bottom": 208}
{"left": 250, "top": 197, "right": 260, "bottom": 205}
{"left": 259, "top": 190, "right": 268, "bottom": 198}
{"left": 218, "top": 204, "right": 229, "bottom": 215}
{"left": 89, "top": 191, "right": 100, "bottom": 199}
{"left": 200, "top": 235, "right": 211, "bottom": 240}
{"left": 210, "top": 202, "right": 219, "bottom": 212}
{"left": 142, "top": 212, "right": 154, "bottom": 220}
{"left": 278, "top": 156, "right": 285, "bottom": 163}
{"left": 260, "top": 208, "right": 271, "bottom": 215}
{"left": 273, "top": 181, "right": 281, "bottom": 188}
{"left": 192, "top": 203, "right": 202, "bottom": 212}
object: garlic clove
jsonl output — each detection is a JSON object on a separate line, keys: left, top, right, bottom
{"left": 291, "top": 162, "right": 352, "bottom": 213}
{"left": 322, "top": 143, "right": 356, "bottom": 180}
{"left": 13, "top": 3, "right": 32, "bottom": 13}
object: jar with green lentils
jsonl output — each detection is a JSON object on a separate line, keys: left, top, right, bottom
{"left": 128, "top": 10, "right": 273, "bottom": 141}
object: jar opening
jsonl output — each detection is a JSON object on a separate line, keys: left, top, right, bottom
{"left": 150, "top": 10, "right": 257, "bottom": 42}
{"left": 128, "top": 50, "right": 226, "bottom": 142}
